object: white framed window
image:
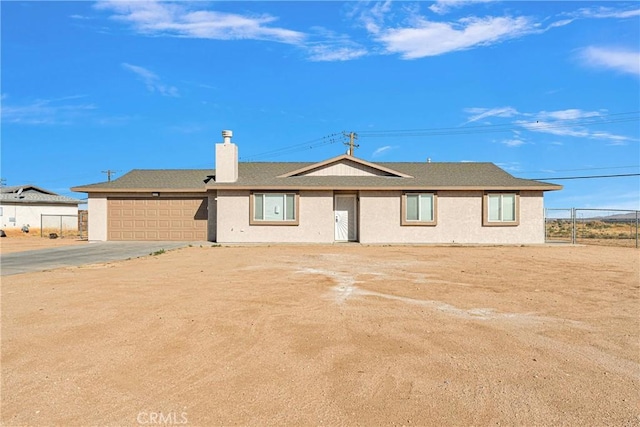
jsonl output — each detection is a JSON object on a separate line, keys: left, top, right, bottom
{"left": 251, "top": 192, "right": 299, "bottom": 225}
{"left": 402, "top": 193, "right": 437, "bottom": 226}
{"left": 484, "top": 193, "right": 519, "bottom": 226}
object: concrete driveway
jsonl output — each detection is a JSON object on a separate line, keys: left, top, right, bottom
{"left": 0, "top": 241, "right": 207, "bottom": 276}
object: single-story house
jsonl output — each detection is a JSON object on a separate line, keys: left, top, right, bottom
{"left": 0, "top": 185, "right": 83, "bottom": 231}
{"left": 72, "top": 130, "right": 561, "bottom": 244}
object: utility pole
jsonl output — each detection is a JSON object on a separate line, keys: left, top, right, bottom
{"left": 342, "top": 131, "right": 359, "bottom": 156}
{"left": 101, "top": 170, "right": 117, "bottom": 182}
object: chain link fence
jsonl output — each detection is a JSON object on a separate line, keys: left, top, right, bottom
{"left": 545, "top": 208, "right": 639, "bottom": 248}
{"left": 40, "top": 214, "right": 81, "bottom": 238}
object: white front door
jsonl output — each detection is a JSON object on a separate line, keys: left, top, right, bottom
{"left": 334, "top": 195, "right": 357, "bottom": 242}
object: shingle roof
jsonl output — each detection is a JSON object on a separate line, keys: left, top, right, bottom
{"left": 72, "top": 169, "right": 214, "bottom": 192}
{"left": 0, "top": 185, "right": 82, "bottom": 205}
{"left": 72, "top": 161, "right": 561, "bottom": 192}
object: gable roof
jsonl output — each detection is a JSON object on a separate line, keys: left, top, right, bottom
{"left": 279, "top": 155, "right": 413, "bottom": 178}
{"left": 0, "top": 185, "right": 82, "bottom": 205}
{"left": 72, "top": 162, "right": 561, "bottom": 193}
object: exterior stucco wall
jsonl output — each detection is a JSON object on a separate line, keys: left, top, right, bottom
{"left": 0, "top": 203, "right": 79, "bottom": 230}
{"left": 359, "top": 190, "right": 545, "bottom": 244}
{"left": 216, "top": 190, "right": 335, "bottom": 243}
{"left": 88, "top": 196, "right": 108, "bottom": 241}
{"left": 207, "top": 192, "right": 217, "bottom": 242}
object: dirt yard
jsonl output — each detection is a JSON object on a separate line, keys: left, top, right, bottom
{"left": 1, "top": 242, "right": 639, "bottom": 426}
{"left": 0, "top": 232, "right": 85, "bottom": 254}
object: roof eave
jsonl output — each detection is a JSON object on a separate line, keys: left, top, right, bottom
{"left": 72, "top": 187, "right": 207, "bottom": 194}
{"left": 207, "top": 184, "right": 562, "bottom": 191}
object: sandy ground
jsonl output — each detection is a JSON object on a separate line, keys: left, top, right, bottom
{"left": 0, "top": 235, "right": 86, "bottom": 254}
{"left": 1, "top": 243, "right": 639, "bottom": 426}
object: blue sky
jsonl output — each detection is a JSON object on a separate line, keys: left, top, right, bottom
{"left": 2, "top": 1, "right": 639, "bottom": 210}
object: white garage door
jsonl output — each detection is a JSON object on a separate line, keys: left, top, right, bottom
{"left": 108, "top": 198, "right": 207, "bottom": 241}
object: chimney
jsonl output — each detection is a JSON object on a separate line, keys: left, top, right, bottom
{"left": 215, "top": 130, "right": 238, "bottom": 183}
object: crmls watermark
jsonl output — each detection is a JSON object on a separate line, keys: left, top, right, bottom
{"left": 136, "top": 411, "right": 188, "bottom": 425}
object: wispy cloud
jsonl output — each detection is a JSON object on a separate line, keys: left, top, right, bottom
{"left": 463, "top": 107, "right": 633, "bottom": 145}
{"left": 495, "top": 162, "right": 521, "bottom": 172}
{"left": 515, "top": 120, "right": 632, "bottom": 145}
{"left": 306, "top": 28, "right": 367, "bottom": 62}
{"left": 94, "top": 1, "right": 640, "bottom": 65}
{"left": 571, "top": 6, "right": 640, "bottom": 19}
{"left": 357, "top": 2, "right": 636, "bottom": 60}
{"left": 578, "top": 46, "right": 640, "bottom": 77}
{"left": 372, "top": 15, "right": 544, "bottom": 59}
{"left": 97, "top": 1, "right": 367, "bottom": 62}
{"left": 535, "top": 109, "right": 603, "bottom": 120}
{"left": 372, "top": 145, "right": 398, "bottom": 158}
{"left": 122, "top": 63, "right": 179, "bottom": 97}
{"left": 349, "top": 0, "right": 393, "bottom": 33}
{"left": 464, "top": 106, "right": 519, "bottom": 124}
{"left": 1, "top": 95, "right": 96, "bottom": 125}
{"left": 96, "top": 1, "right": 305, "bottom": 45}
{"left": 499, "top": 138, "right": 525, "bottom": 147}
{"left": 307, "top": 45, "right": 368, "bottom": 62}
{"left": 429, "top": 0, "right": 499, "bottom": 15}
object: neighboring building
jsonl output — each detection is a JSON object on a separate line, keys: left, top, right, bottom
{"left": 0, "top": 185, "right": 83, "bottom": 231}
{"left": 72, "top": 130, "right": 561, "bottom": 244}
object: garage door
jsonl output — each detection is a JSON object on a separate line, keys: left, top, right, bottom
{"left": 108, "top": 198, "right": 207, "bottom": 241}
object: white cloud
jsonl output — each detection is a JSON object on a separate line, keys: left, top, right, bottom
{"left": 429, "top": 0, "right": 499, "bottom": 15}
{"left": 499, "top": 138, "right": 525, "bottom": 147}
{"left": 96, "top": 1, "right": 305, "bottom": 45}
{"left": 463, "top": 107, "right": 634, "bottom": 145}
{"left": 122, "top": 63, "right": 179, "bottom": 97}
{"left": 305, "top": 28, "right": 368, "bottom": 62}
{"left": 536, "top": 109, "right": 603, "bottom": 120}
{"left": 1, "top": 96, "right": 96, "bottom": 125}
{"left": 374, "top": 15, "right": 536, "bottom": 59}
{"left": 464, "top": 106, "right": 519, "bottom": 124}
{"left": 578, "top": 46, "right": 640, "bottom": 77}
{"left": 349, "top": 0, "right": 393, "bottom": 33}
{"left": 495, "top": 162, "right": 521, "bottom": 172}
{"left": 372, "top": 145, "right": 398, "bottom": 157}
{"left": 307, "top": 45, "right": 368, "bottom": 62}
{"left": 97, "top": 1, "right": 371, "bottom": 62}
{"left": 516, "top": 120, "right": 633, "bottom": 145}
{"left": 572, "top": 6, "right": 640, "bottom": 19}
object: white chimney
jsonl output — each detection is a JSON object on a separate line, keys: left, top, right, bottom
{"left": 215, "top": 130, "right": 238, "bottom": 183}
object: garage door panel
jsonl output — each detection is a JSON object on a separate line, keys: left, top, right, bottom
{"left": 108, "top": 198, "right": 207, "bottom": 241}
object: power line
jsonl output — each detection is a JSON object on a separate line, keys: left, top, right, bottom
{"left": 239, "top": 112, "right": 638, "bottom": 161}
{"left": 355, "top": 111, "right": 639, "bottom": 138}
{"left": 528, "top": 173, "right": 640, "bottom": 181}
{"left": 240, "top": 132, "right": 344, "bottom": 161}
{"left": 519, "top": 165, "right": 639, "bottom": 174}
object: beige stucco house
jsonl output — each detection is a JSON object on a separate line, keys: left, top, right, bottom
{"left": 72, "top": 130, "right": 561, "bottom": 244}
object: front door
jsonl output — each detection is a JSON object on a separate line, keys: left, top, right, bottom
{"left": 334, "top": 195, "right": 357, "bottom": 242}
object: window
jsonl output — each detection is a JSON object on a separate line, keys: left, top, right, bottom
{"left": 483, "top": 193, "right": 519, "bottom": 226}
{"left": 402, "top": 193, "right": 437, "bottom": 226}
{"left": 250, "top": 192, "right": 299, "bottom": 225}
